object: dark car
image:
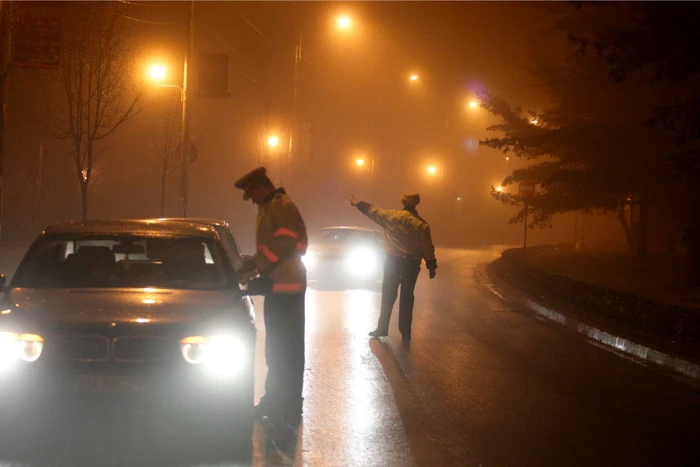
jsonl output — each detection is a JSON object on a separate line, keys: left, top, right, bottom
{"left": 0, "top": 219, "right": 256, "bottom": 446}
{"left": 303, "top": 226, "right": 385, "bottom": 290}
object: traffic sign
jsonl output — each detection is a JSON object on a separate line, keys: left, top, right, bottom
{"left": 519, "top": 181, "right": 536, "bottom": 196}
{"left": 13, "top": 2, "right": 63, "bottom": 69}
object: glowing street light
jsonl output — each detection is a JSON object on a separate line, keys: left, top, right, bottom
{"left": 267, "top": 135, "right": 280, "bottom": 148}
{"left": 355, "top": 157, "right": 366, "bottom": 167}
{"left": 148, "top": 64, "right": 168, "bottom": 82}
{"left": 337, "top": 15, "right": 352, "bottom": 29}
{"left": 409, "top": 74, "right": 419, "bottom": 82}
{"left": 530, "top": 118, "right": 539, "bottom": 125}
{"left": 496, "top": 186, "right": 504, "bottom": 192}
{"left": 468, "top": 99, "right": 479, "bottom": 109}
{"left": 427, "top": 165, "right": 438, "bottom": 175}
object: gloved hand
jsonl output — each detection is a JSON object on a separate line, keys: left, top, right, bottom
{"left": 429, "top": 269, "right": 436, "bottom": 279}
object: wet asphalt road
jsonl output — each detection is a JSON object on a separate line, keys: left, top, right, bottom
{"left": 1, "top": 247, "right": 699, "bottom": 466}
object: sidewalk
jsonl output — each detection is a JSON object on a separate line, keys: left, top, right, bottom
{"left": 485, "top": 245, "right": 700, "bottom": 381}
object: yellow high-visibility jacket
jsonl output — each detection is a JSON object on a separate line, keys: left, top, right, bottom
{"left": 243, "top": 189, "right": 308, "bottom": 294}
{"left": 358, "top": 202, "right": 437, "bottom": 269}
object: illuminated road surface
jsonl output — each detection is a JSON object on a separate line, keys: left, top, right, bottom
{"left": 1, "top": 248, "right": 698, "bottom": 466}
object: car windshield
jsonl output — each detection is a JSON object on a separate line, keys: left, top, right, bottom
{"left": 12, "top": 233, "right": 229, "bottom": 290}
{"left": 315, "top": 229, "right": 377, "bottom": 245}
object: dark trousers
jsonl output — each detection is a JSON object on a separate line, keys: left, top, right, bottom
{"left": 377, "top": 256, "right": 421, "bottom": 337}
{"left": 263, "top": 292, "right": 306, "bottom": 421}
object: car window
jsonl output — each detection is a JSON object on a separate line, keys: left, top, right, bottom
{"left": 315, "top": 229, "right": 375, "bottom": 244}
{"left": 215, "top": 226, "right": 243, "bottom": 269}
{"left": 12, "top": 234, "right": 229, "bottom": 290}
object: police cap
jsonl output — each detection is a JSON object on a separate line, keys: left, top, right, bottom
{"left": 234, "top": 167, "right": 271, "bottom": 200}
{"left": 402, "top": 192, "right": 421, "bottom": 207}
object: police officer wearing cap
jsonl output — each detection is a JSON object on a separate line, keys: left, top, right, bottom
{"left": 234, "top": 167, "right": 308, "bottom": 430}
{"left": 350, "top": 192, "right": 437, "bottom": 341}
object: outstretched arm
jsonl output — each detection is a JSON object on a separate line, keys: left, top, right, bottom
{"left": 350, "top": 194, "right": 396, "bottom": 229}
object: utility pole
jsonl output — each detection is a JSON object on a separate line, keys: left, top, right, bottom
{"left": 289, "top": 32, "right": 302, "bottom": 187}
{"left": 179, "top": 0, "right": 193, "bottom": 218}
{"left": 0, "top": 1, "right": 12, "bottom": 257}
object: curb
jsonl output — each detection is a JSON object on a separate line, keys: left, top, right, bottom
{"left": 482, "top": 262, "right": 700, "bottom": 383}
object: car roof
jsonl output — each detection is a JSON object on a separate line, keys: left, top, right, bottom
{"left": 152, "top": 217, "right": 230, "bottom": 228}
{"left": 43, "top": 219, "right": 217, "bottom": 237}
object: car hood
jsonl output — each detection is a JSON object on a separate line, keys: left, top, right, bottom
{"left": 7, "top": 287, "right": 240, "bottom": 326}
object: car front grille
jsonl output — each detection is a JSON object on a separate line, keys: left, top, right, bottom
{"left": 54, "top": 336, "right": 109, "bottom": 362}
{"left": 114, "top": 337, "right": 170, "bottom": 362}
{"left": 52, "top": 336, "right": 171, "bottom": 362}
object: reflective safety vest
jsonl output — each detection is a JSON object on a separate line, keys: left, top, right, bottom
{"left": 366, "top": 206, "right": 436, "bottom": 268}
{"left": 252, "top": 189, "right": 308, "bottom": 294}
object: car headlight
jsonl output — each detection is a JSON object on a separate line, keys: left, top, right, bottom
{"left": 301, "top": 252, "right": 316, "bottom": 270}
{"left": 180, "top": 335, "right": 247, "bottom": 377}
{"left": 0, "top": 332, "right": 44, "bottom": 368}
{"left": 345, "top": 246, "right": 380, "bottom": 277}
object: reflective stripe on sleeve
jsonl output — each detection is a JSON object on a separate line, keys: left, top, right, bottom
{"left": 259, "top": 245, "right": 280, "bottom": 263}
{"left": 272, "top": 283, "right": 305, "bottom": 293}
{"left": 273, "top": 228, "right": 299, "bottom": 239}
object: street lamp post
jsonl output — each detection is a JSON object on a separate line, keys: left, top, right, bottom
{"left": 180, "top": 0, "right": 193, "bottom": 218}
{"left": 147, "top": 2, "right": 193, "bottom": 218}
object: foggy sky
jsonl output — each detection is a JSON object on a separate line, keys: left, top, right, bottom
{"left": 2, "top": 1, "right": 620, "bottom": 266}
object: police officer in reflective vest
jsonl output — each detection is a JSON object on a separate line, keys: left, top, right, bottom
{"left": 350, "top": 192, "right": 437, "bottom": 341}
{"left": 234, "top": 167, "right": 307, "bottom": 428}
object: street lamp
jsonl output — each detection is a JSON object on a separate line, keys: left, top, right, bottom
{"left": 409, "top": 74, "right": 419, "bottom": 82}
{"left": 148, "top": 64, "right": 167, "bottom": 82}
{"left": 336, "top": 15, "right": 352, "bottom": 30}
{"left": 425, "top": 163, "right": 445, "bottom": 182}
{"left": 468, "top": 99, "right": 479, "bottom": 109}
{"left": 268, "top": 135, "right": 280, "bottom": 148}
{"left": 145, "top": 3, "right": 193, "bottom": 218}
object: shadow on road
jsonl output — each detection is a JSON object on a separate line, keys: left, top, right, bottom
{"left": 369, "top": 338, "right": 461, "bottom": 467}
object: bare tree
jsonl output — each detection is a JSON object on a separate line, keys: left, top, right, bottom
{"left": 45, "top": 2, "right": 141, "bottom": 220}
{"left": 150, "top": 96, "right": 179, "bottom": 218}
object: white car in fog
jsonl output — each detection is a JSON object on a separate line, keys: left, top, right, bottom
{"left": 303, "top": 226, "right": 384, "bottom": 290}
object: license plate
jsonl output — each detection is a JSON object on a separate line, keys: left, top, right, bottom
{"left": 74, "top": 375, "right": 149, "bottom": 393}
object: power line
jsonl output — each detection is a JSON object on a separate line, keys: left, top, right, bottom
{"left": 238, "top": 13, "right": 274, "bottom": 45}
{"left": 214, "top": 33, "right": 263, "bottom": 71}
{"left": 212, "top": 33, "right": 267, "bottom": 86}
{"left": 119, "top": 14, "right": 180, "bottom": 25}
{"left": 227, "top": 57, "right": 263, "bottom": 86}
